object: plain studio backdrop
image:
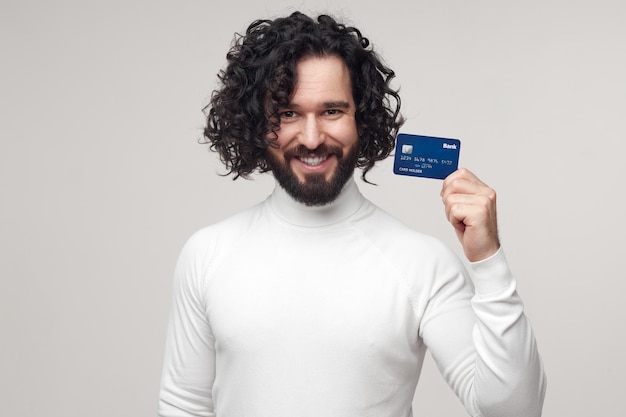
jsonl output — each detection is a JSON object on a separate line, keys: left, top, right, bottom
{"left": 1, "top": 0, "right": 624, "bottom": 415}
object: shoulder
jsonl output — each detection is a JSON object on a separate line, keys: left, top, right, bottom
{"left": 177, "top": 201, "right": 266, "bottom": 270}
{"left": 355, "top": 200, "right": 465, "bottom": 273}
{"left": 352, "top": 201, "right": 470, "bottom": 320}
{"left": 357, "top": 201, "right": 449, "bottom": 251}
{"left": 170, "top": 200, "right": 269, "bottom": 295}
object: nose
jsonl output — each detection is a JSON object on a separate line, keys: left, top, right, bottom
{"left": 297, "top": 116, "right": 325, "bottom": 150}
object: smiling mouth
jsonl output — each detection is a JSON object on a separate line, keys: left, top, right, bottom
{"left": 286, "top": 144, "right": 343, "bottom": 168}
{"left": 298, "top": 155, "right": 328, "bottom": 166}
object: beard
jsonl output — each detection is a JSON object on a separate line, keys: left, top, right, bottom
{"left": 266, "top": 142, "right": 359, "bottom": 206}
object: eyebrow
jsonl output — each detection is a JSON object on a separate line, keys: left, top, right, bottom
{"left": 285, "top": 101, "right": 352, "bottom": 109}
{"left": 323, "top": 101, "right": 351, "bottom": 109}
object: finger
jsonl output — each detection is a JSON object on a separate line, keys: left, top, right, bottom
{"left": 441, "top": 168, "right": 480, "bottom": 197}
{"left": 447, "top": 200, "right": 500, "bottom": 261}
{"left": 441, "top": 173, "right": 496, "bottom": 205}
{"left": 441, "top": 168, "right": 480, "bottom": 194}
{"left": 448, "top": 204, "right": 468, "bottom": 233}
{"left": 447, "top": 197, "right": 493, "bottom": 224}
{"left": 445, "top": 195, "right": 492, "bottom": 223}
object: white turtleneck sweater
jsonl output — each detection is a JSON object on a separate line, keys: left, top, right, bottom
{"left": 158, "top": 178, "right": 545, "bottom": 417}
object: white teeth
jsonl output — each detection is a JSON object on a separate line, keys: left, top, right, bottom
{"left": 300, "top": 156, "right": 327, "bottom": 166}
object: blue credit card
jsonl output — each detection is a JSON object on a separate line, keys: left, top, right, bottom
{"left": 393, "top": 134, "right": 461, "bottom": 180}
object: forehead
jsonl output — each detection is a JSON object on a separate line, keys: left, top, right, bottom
{"left": 292, "top": 55, "right": 353, "bottom": 101}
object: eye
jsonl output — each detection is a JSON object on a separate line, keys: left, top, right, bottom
{"left": 279, "top": 110, "right": 297, "bottom": 120}
{"left": 325, "top": 109, "right": 343, "bottom": 117}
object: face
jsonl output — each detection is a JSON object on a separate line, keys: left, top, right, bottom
{"left": 266, "top": 55, "right": 360, "bottom": 206}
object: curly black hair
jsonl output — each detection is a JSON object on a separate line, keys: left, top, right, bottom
{"left": 203, "top": 11, "right": 404, "bottom": 181}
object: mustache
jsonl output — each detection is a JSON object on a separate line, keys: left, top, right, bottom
{"left": 283, "top": 144, "right": 344, "bottom": 160}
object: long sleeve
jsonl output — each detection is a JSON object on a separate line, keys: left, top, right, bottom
{"left": 420, "top": 248, "right": 546, "bottom": 417}
{"left": 158, "top": 234, "right": 216, "bottom": 417}
{"left": 156, "top": 184, "right": 546, "bottom": 416}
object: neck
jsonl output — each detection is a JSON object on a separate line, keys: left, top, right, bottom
{"left": 268, "top": 177, "right": 364, "bottom": 227}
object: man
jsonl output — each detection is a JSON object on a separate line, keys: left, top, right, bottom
{"left": 158, "top": 12, "right": 546, "bottom": 417}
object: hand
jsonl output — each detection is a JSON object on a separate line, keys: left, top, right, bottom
{"left": 440, "top": 168, "right": 500, "bottom": 262}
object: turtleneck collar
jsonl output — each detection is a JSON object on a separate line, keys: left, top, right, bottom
{"left": 267, "top": 176, "right": 365, "bottom": 227}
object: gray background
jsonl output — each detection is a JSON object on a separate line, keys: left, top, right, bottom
{"left": 1, "top": 0, "right": 624, "bottom": 415}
